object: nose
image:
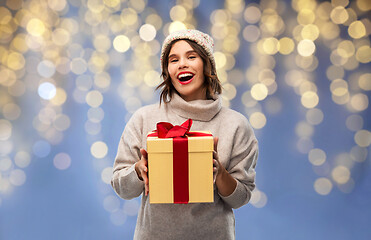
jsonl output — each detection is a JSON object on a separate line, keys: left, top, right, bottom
{"left": 178, "top": 57, "right": 188, "bottom": 69}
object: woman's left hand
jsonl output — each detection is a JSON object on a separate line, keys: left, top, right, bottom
{"left": 213, "top": 137, "right": 223, "bottom": 183}
{"left": 212, "top": 136, "right": 237, "bottom": 196}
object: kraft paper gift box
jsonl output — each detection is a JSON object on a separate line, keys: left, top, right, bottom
{"left": 147, "top": 119, "right": 214, "bottom": 204}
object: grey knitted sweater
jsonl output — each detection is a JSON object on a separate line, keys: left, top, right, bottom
{"left": 111, "top": 93, "right": 258, "bottom": 240}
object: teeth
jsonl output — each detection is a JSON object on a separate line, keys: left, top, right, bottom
{"left": 178, "top": 73, "right": 194, "bottom": 79}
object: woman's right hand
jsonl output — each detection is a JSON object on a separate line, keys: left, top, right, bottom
{"left": 135, "top": 149, "right": 149, "bottom": 196}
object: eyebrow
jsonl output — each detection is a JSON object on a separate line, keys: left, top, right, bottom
{"left": 168, "top": 50, "right": 197, "bottom": 59}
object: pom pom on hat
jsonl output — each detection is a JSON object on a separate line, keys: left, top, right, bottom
{"left": 160, "top": 29, "right": 215, "bottom": 68}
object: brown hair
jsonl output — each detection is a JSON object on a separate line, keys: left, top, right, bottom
{"left": 156, "top": 39, "right": 222, "bottom": 104}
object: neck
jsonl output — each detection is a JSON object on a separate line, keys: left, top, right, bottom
{"left": 180, "top": 89, "right": 207, "bottom": 102}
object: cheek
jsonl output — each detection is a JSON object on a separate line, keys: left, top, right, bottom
{"left": 167, "top": 65, "right": 176, "bottom": 77}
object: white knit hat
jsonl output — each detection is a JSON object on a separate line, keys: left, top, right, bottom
{"left": 160, "top": 29, "right": 215, "bottom": 69}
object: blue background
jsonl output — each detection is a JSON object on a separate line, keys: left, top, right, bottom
{"left": 0, "top": 0, "right": 370, "bottom": 240}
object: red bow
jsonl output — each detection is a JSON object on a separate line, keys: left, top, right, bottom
{"left": 156, "top": 119, "right": 193, "bottom": 138}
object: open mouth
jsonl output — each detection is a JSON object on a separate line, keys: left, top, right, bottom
{"left": 177, "top": 72, "right": 194, "bottom": 84}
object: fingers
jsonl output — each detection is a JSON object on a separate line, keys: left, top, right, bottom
{"left": 139, "top": 149, "right": 149, "bottom": 195}
{"left": 213, "top": 136, "right": 218, "bottom": 152}
{"left": 142, "top": 170, "right": 149, "bottom": 196}
{"left": 213, "top": 159, "right": 219, "bottom": 184}
{"left": 213, "top": 150, "right": 219, "bottom": 160}
{"left": 213, "top": 159, "right": 219, "bottom": 171}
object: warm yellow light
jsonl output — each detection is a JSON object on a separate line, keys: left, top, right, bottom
{"left": 330, "top": 6, "right": 349, "bottom": 24}
{"left": 301, "top": 24, "right": 320, "bottom": 40}
{"left": 11, "top": 34, "right": 28, "bottom": 53}
{"left": 332, "top": 166, "right": 350, "bottom": 184}
{"left": 87, "top": 0, "right": 105, "bottom": 13}
{"left": 320, "top": 22, "right": 340, "bottom": 40}
{"left": 94, "top": 72, "right": 111, "bottom": 89}
{"left": 211, "top": 9, "right": 229, "bottom": 24}
{"left": 51, "top": 88, "right": 67, "bottom": 106}
{"left": 3, "top": 103, "right": 21, "bottom": 120}
{"left": 120, "top": 8, "right": 138, "bottom": 26}
{"left": 354, "top": 130, "right": 371, "bottom": 147}
{"left": 93, "top": 35, "right": 111, "bottom": 52}
{"left": 251, "top": 83, "right": 268, "bottom": 101}
{"left": 249, "top": 112, "right": 267, "bottom": 129}
{"left": 332, "top": 92, "right": 350, "bottom": 105}
{"left": 52, "top": 28, "right": 70, "bottom": 46}
{"left": 226, "top": 0, "right": 245, "bottom": 14}
{"left": 214, "top": 52, "right": 227, "bottom": 69}
{"left": 90, "top": 141, "right": 108, "bottom": 158}
{"left": 306, "top": 108, "right": 324, "bottom": 125}
{"left": 7, "top": 52, "right": 25, "bottom": 71}
{"left": 355, "top": 46, "right": 371, "bottom": 63}
{"left": 350, "top": 93, "right": 369, "bottom": 111}
{"left": 331, "top": 0, "right": 349, "bottom": 7}
{"left": 297, "top": 39, "right": 315, "bottom": 57}
{"left": 223, "top": 36, "right": 240, "bottom": 54}
{"left": 70, "top": 58, "right": 88, "bottom": 75}
{"left": 278, "top": 37, "right": 295, "bottom": 55}
{"left": 301, "top": 91, "right": 319, "bottom": 108}
{"left": 250, "top": 189, "right": 267, "bottom": 208}
{"left": 337, "top": 40, "right": 355, "bottom": 58}
{"left": 0, "top": 119, "right": 12, "bottom": 141}
{"left": 316, "top": 2, "right": 332, "bottom": 20}
{"left": 27, "top": 18, "right": 46, "bottom": 37}
{"left": 139, "top": 24, "right": 156, "bottom": 42}
{"left": 168, "top": 21, "right": 187, "bottom": 33}
{"left": 330, "top": 79, "right": 348, "bottom": 96}
{"left": 297, "top": 9, "right": 315, "bottom": 25}
{"left": 326, "top": 65, "right": 344, "bottom": 81}
{"left": 113, "top": 35, "right": 130, "bottom": 53}
{"left": 222, "top": 83, "right": 237, "bottom": 100}
{"left": 53, "top": 114, "right": 71, "bottom": 131}
{"left": 0, "top": 7, "right": 12, "bottom": 24}
{"left": 86, "top": 90, "right": 103, "bottom": 107}
{"left": 356, "top": 0, "right": 371, "bottom": 12}
{"left": 314, "top": 177, "right": 333, "bottom": 195}
{"left": 295, "top": 121, "right": 314, "bottom": 138}
{"left": 48, "top": 0, "right": 67, "bottom": 11}
{"left": 261, "top": 14, "right": 284, "bottom": 36}
{"left": 244, "top": 5, "right": 261, "bottom": 24}
{"left": 262, "top": 37, "right": 279, "bottom": 55}
{"left": 358, "top": 73, "right": 371, "bottom": 91}
{"left": 144, "top": 70, "right": 161, "bottom": 87}
{"left": 241, "top": 91, "right": 257, "bottom": 108}
{"left": 292, "top": 0, "right": 317, "bottom": 11}
{"left": 308, "top": 148, "right": 326, "bottom": 166}
{"left": 145, "top": 14, "right": 162, "bottom": 30}
{"left": 170, "top": 5, "right": 187, "bottom": 22}
{"left": 348, "top": 21, "right": 366, "bottom": 39}
{"left": 103, "top": 0, "right": 120, "bottom": 8}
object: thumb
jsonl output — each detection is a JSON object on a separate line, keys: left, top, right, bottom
{"left": 213, "top": 137, "right": 218, "bottom": 152}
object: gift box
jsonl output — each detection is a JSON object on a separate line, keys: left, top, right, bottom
{"left": 147, "top": 119, "right": 214, "bottom": 204}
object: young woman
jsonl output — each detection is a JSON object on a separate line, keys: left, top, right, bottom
{"left": 111, "top": 29, "right": 259, "bottom": 240}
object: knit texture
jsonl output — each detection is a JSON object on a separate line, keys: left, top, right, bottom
{"left": 160, "top": 29, "right": 215, "bottom": 69}
{"left": 111, "top": 94, "right": 258, "bottom": 240}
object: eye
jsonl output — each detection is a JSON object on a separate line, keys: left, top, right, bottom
{"left": 189, "top": 55, "right": 196, "bottom": 59}
{"left": 169, "top": 58, "right": 178, "bottom": 63}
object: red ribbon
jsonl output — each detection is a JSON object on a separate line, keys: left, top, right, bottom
{"left": 148, "top": 119, "right": 211, "bottom": 204}
{"left": 148, "top": 119, "right": 211, "bottom": 138}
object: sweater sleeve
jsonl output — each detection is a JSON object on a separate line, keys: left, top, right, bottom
{"left": 219, "top": 116, "right": 259, "bottom": 209}
{"left": 111, "top": 110, "right": 145, "bottom": 200}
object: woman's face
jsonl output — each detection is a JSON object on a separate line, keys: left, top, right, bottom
{"left": 167, "top": 40, "right": 206, "bottom": 102}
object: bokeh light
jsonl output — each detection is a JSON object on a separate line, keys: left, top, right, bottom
{"left": 0, "top": 0, "right": 370, "bottom": 239}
